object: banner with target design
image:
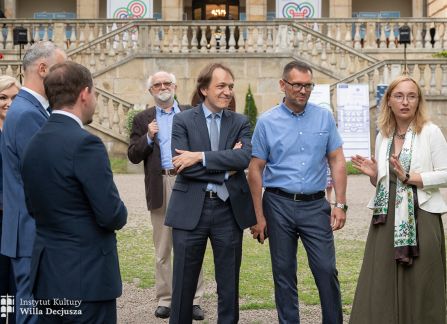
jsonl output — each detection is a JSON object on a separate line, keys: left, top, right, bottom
{"left": 276, "top": 0, "right": 321, "bottom": 18}
{"left": 107, "top": 0, "right": 153, "bottom": 19}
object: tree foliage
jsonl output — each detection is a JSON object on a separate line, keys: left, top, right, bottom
{"left": 244, "top": 86, "right": 258, "bottom": 134}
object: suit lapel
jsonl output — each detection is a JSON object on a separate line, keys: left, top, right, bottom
{"left": 195, "top": 105, "right": 211, "bottom": 151}
{"left": 19, "top": 89, "right": 49, "bottom": 119}
{"left": 219, "top": 109, "right": 232, "bottom": 150}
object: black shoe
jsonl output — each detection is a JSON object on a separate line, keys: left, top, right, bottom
{"left": 155, "top": 306, "right": 170, "bottom": 319}
{"left": 192, "top": 305, "right": 204, "bottom": 321}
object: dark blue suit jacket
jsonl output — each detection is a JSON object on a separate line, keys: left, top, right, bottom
{"left": 1, "top": 89, "right": 49, "bottom": 258}
{"left": 22, "top": 113, "right": 127, "bottom": 301}
{"left": 165, "top": 105, "right": 256, "bottom": 230}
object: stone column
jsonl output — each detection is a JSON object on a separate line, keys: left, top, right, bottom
{"left": 246, "top": 0, "right": 267, "bottom": 21}
{"left": 162, "top": 0, "right": 184, "bottom": 21}
{"left": 329, "top": 0, "right": 351, "bottom": 18}
{"left": 412, "top": 0, "right": 424, "bottom": 17}
{"left": 77, "top": 0, "right": 100, "bottom": 19}
{"left": 4, "top": 0, "right": 16, "bottom": 18}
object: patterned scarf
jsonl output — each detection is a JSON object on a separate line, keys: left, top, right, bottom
{"left": 372, "top": 126, "right": 418, "bottom": 265}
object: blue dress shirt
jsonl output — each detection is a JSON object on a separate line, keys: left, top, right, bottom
{"left": 201, "top": 104, "right": 226, "bottom": 192}
{"left": 147, "top": 102, "right": 181, "bottom": 169}
{"left": 251, "top": 102, "right": 343, "bottom": 194}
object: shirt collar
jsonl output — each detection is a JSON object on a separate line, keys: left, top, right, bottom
{"left": 156, "top": 100, "right": 180, "bottom": 115}
{"left": 52, "top": 110, "right": 84, "bottom": 128}
{"left": 281, "top": 101, "right": 306, "bottom": 117}
{"left": 21, "top": 86, "right": 50, "bottom": 110}
{"left": 202, "top": 103, "right": 223, "bottom": 119}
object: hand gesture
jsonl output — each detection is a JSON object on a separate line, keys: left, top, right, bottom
{"left": 390, "top": 154, "right": 406, "bottom": 182}
{"left": 147, "top": 120, "right": 159, "bottom": 140}
{"left": 233, "top": 141, "right": 242, "bottom": 149}
{"left": 351, "top": 155, "right": 378, "bottom": 178}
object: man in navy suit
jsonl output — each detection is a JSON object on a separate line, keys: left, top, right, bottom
{"left": 0, "top": 41, "right": 66, "bottom": 324}
{"left": 165, "top": 63, "right": 256, "bottom": 323}
{"left": 21, "top": 61, "right": 127, "bottom": 323}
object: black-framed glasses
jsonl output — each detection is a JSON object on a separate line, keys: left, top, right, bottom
{"left": 151, "top": 81, "right": 174, "bottom": 90}
{"left": 282, "top": 79, "right": 314, "bottom": 91}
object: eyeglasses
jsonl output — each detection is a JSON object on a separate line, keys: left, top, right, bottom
{"left": 282, "top": 79, "right": 314, "bottom": 92}
{"left": 390, "top": 94, "right": 419, "bottom": 103}
{"left": 151, "top": 81, "right": 174, "bottom": 90}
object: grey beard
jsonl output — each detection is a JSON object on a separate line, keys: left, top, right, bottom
{"left": 156, "top": 92, "right": 173, "bottom": 102}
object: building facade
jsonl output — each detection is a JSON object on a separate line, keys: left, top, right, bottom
{"left": 2, "top": 0, "right": 445, "bottom": 20}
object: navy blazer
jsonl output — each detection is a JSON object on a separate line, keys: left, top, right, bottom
{"left": 165, "top": 105, "right": 256, "bottom": 230}
{"left": 1, "top": 89, "right": 49, "bottom": 258}
{"left": 22, "top": 113, "right": 127, "bottom": 301}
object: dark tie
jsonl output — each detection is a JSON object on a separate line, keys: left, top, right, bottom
{"left": 209, "top": 113, "right": 229, "bottom": 201}
{"left": 46, "top": 107, "right": 52, "bottom": 115}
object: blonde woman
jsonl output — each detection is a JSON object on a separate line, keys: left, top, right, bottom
{"left": 350, "top": 75, "right": 447, "bottom": 324}
{"left": 0, "top": 75, "right": 20, "bottom": 324}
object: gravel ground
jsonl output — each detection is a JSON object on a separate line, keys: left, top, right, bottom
{"left": 113, "top": 173, "right": 447, "bottom": 324}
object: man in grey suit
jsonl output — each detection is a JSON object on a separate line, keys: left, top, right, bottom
{"left": 165, "top": 63, "right": 256, "bottom": 323}
{"left": 0, "top": 41, "right": 66, "bottom": 323}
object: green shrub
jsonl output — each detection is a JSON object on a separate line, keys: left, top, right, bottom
{"left": 125, "top": 108, "right": 143, "bottom": 136}
{"left": 433, "top": 51, "right": 447, "bottom": 58}
{"left": 244, "top": 86, "right": 258, "bottom": 134}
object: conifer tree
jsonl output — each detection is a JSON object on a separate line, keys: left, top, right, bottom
{"left": 244, "top": 86, "right": 258, "bottom": 134}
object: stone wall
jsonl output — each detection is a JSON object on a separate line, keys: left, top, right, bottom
{"left": 95, "top": 56, "right": 336, "bottom": 115}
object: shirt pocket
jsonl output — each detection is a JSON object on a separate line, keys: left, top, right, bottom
{"left": 311, "top": 131, "right": 329, "bottom": 151}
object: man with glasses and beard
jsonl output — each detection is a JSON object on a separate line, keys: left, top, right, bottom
{"left": 128, "top": 71, "right": 205, "bottom": 320}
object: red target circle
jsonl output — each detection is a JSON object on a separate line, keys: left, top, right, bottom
{"left": 128, "top": 0, "right": 147, "bottom": 17}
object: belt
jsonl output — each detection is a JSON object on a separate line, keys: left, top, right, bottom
{"left": 161, "top": 169, "right": 176, "bottom": 176}
{"left": 205, "top": 191, "right": 219, "bottom": 199}
{"left": 265, "top": 188, "right": 325, "bottom": 202}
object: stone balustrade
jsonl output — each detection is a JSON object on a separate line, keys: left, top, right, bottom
{"left": 0, "top": 18, "right": 445, "bottom": 57}
{"left": 292, "top": 18, "right": 447, "bottom": 51}
{"left": 329, "top": 59, "right": 447, "bottom": 114}
{"left": 93, "top": 87, "right": 133, "bottom": 140}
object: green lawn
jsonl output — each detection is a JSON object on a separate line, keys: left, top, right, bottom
{"left": 117, "top": 228, "right": 364, "bottom": 314}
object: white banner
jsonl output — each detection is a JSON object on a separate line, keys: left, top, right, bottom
{"left": 107, "top": 0, "right": 153, "bottom": 19}
{"left": 336, "top": 84, "right": 371, "bottom": 159}
{"left": 309, "top": 84, "right": 331, "bottom": 112}
{"left": 276, "top": 0, "right": 321, "bottom": 18}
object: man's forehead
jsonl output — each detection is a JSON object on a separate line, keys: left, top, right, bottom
{"left": 153, "top": 72, "right": 171, "bottom": 81}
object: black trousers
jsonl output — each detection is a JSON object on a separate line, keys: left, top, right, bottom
{"left": 170, "top": 197, "right": 243, "bottom": 324}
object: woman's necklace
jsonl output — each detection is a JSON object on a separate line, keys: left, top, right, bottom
{"left": 395, "top": 132, "right": 406, "bottom": 140}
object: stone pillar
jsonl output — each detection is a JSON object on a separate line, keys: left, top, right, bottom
{"left": 246, "top": 0, "right": 267, "bottom": 21}
{"left": 77, "top": 0, "right": 100, "bottom": 19}
{"left": 412, "top": 0, "right": 424, "bottom": 17}
{"left": 329, "top": 0, "right": 351, "bottom": 18}
{"left": 4, "top": 0, "right": 16, "bottom": 18}
{"left": 162, "top": 0, "right": 184, "bottom": 21}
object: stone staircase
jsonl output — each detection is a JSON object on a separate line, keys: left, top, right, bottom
{"left": 0, "top": 18, "right": 445, "bottom": 155}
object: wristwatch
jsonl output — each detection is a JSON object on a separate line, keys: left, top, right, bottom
{"left": 334, "top": 202, "right": 348, "bottom": 212}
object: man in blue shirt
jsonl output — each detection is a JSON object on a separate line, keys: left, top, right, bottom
{"left": 127, "top": 71, "right": 204, "bottom": 320}
{"left": 248, "top": 60, "right": 347, "bottom": 324}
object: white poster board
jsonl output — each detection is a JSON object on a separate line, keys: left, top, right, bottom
{"left": 276, "top": 0, "right": 321, "bottom": 18}
{"left": 336, "top": 84, "right": 371, "bottom": 159}
{"left": 309, "top": 84, "right": 331, "bottom": 112}
{"left": 107, "top": 0, "right": 153, "bottom": 18}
